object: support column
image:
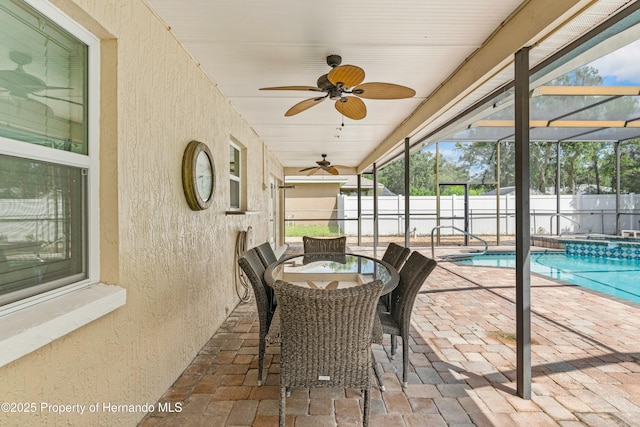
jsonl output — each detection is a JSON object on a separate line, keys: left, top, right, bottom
{"left": 615, "top": 141, "right": 621, "bottom": 235}
{"left": 404, "top": 138, "right": 411, "bottom": 247}
{"left": 515, "top": 47, "right": 532, "bottom": 399}
{"left": 358, "top": 174, "right": 362, "bottom": 246}
{"left": 373, "top": 163, "right": 379, "bottom": 258}
{"left": 436, "top": 142, "right": 441, "bottom": 245}
{"left": 556, "top": 141, "right": 561, "bottom": 235}
{"left": 496, "top": 141, "right": 501, "bottom": 245}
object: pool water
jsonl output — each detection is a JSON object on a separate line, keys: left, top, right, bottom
{"left": 457, "top": 252, "right": 640, "bottom": 304}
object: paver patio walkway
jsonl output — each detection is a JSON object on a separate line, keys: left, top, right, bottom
{"left": 139, "top": 246, "right": 640, "bottom": 426}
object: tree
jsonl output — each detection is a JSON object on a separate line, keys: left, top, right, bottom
{"left": 619, "top": 139, "right": 640, "bottom": 194}
{"left": 377, "top": 150, "right": 436, "bottom": 195}
{"left": 377, "top": 148, "right": 469, "bottom": 196}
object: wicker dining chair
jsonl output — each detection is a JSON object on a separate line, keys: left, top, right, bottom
{"left": 254, "top": 241, "right": 278, "bottom": 267}
{"left": 253, "top": 241, "right": 279, "bottom": 312}
{"left": 378, "top": 243, "right": 411, "bottom": 312}
{"left": 273, "top": 279, "right": 383, "bottom": 427}
{"left": 378, "top": 251, "right": 438, "bottom": 387}
{"left": 237, "top": 248, "right": 274, "bottom": 386}
{"left": 382, "top": 242, "right": 410, "bottom": 270}
{"left": 302, "top": 236, "right": 347, "bottom": 254}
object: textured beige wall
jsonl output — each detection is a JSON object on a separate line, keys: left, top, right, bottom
{"left": 0, "top": 1, "right": 282, "bottom": 425}
{"left": 286, "top": 183, "right": 340, "bottom": 225}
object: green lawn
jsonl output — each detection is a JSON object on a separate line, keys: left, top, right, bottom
{"left": 285, "top": 224, "right": 341, "bottom": 237}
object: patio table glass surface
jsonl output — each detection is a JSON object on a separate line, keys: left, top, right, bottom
{"left": 264, "top": 252, "right": 399, "bottom": 295}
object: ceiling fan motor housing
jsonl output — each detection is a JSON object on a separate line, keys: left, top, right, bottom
{"left": 317, "top": 74, "right": 333, "bottom": 90}
{"left": 317, "top": 75, "right": 343, "bottom": 100}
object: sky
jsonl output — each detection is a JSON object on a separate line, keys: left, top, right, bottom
{"left": 589, "top": 38, "right": 640, "bottom": 86}
{"left": 416, "top": 28, "right": 640, "bottom": 159}
{"left": 422, "top": 141, "right": 460, "bottom": 162}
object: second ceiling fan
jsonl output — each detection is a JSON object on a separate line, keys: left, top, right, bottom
{"left": 299, "top": 154, "right": 344, "bottom": 176}
{"left": 260, "top": 55, "right": 415, "bottom": 120}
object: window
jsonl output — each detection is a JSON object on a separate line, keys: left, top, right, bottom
{"left": 0, "top": 0, "right": 97, "bottom": 307}
{"left": 269, "top": 177, "right": 277, "bottom": 244}
{"left": 229, "top": 142, "right": 241, "bottom": 209}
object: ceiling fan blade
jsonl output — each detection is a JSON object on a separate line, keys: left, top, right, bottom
{"left": 259, "top": 85, "right": 323, "bottom": 92}
{"left": 323, "top": 166, "right": 339, "bottom": 175}
{"left": 34, "top": 85, "right": 72, "bottom": 92}
{"left": 353, "top": 82, "right": 416, "bottom": 99}
{"left": 298, "top": 166, "right": 317, "bottom": 172}
{"left": 0, "top": 70, "right": 70, "bottom": 91}
{"left": 335, "top": 96, "right": 366, "bottom": 120}
{"left": 306, "top": 167, "right": 320, "bottom": 176}
{"left": 285, "top": 96, "right": 326, "bottom": 117}
{"left": 327, "top": 65, "right": 365, "bottom": 88}
{"left": 31, "top": 93, "right": 83, "bottom": 106}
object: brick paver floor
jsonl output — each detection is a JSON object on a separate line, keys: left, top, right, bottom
{"left": 139, "top": 246, "right": 640, "bottom": 426}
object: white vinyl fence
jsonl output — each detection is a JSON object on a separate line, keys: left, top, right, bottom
{"left": 337, "top": 193, "right": 640, "bottom": 236}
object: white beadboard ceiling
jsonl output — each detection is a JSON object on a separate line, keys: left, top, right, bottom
{"left": 145, "top": 0, "right": 634, "bottom": 175}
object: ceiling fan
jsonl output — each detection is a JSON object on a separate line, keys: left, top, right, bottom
{"left": 0, "top": 51, "right": 79, "bottom": 105}
{"left": 299, "top": 154, "right": 345, "bottom": 175}
{"left": 260, "top": 54, "right": 415, "bottom": 120}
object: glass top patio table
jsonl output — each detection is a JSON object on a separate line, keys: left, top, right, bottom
{"left": 264, "top": 252, "right": 399, "bottom": 295}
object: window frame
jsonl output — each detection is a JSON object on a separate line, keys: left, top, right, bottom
{"left": 229, "top": 141, "right": 242, "bottom": 210}
{"left": 0, "top": 0, "right": 100, "bottom": 314}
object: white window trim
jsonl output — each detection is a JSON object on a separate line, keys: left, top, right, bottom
{"left": 0, "top": 284, "right": 126, "bottom": 367}
{"left": 0, "top": 0, "right": 125, "bottom": 366}
{"left": 230, "top": 141, "right": 242, "bottom": 210}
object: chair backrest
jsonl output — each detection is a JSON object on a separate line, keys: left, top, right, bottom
{"left": 273, "top": 279, "right": 383, "bottom": 388}
{"left": 238, "top": 248, "right": 273, "bottom": 327}
{"left": 381, "top": 243, "right": 410, "bottom": 270}
{"left": 389, "top": 251, "right": 437, "bottom": 328}
{"left": 254, "top": 241, "right": 278, "bottom": 267}
{"left": 302, "top": 236, "right": 347, "bottom": 254}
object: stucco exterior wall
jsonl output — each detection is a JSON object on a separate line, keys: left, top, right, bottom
{"left": 0, "top": 1, "right": 282, "bottom": 426}
{"left": 286, "top": 183, "right": 340, "bottom": 226}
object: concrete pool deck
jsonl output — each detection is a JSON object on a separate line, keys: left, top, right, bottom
{"left": 139, "top": 245, "right": 640, "bottom": 426}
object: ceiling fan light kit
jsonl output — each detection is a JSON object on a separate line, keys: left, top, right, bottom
{"left": 260, "top": 55, "right": 415, "bottom": 120}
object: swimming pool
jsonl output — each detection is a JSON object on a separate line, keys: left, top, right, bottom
{"left": 457, "top": 252, "right": 640, "bottom": 304}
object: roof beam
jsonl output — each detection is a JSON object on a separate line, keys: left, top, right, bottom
{"left": 475, "top": 119, "right": 640, "bottom": 128}
{"left": 357, "top": 0, "right": 595, "bottom": 174}
{"left": 531, "top": 86, "right": 640, "bottom": 96}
